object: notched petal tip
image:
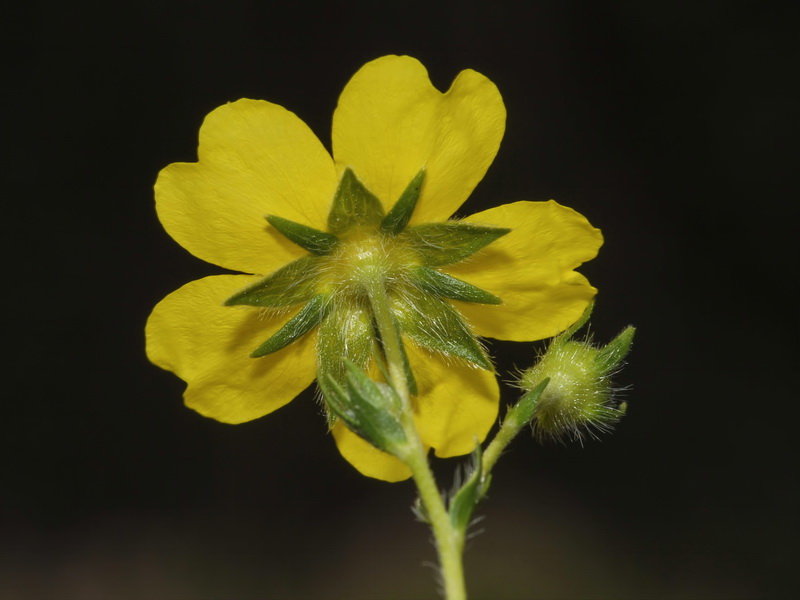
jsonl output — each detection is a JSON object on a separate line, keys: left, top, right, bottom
{"left": 448, "top": 201, "right": 604, "bottom": 342}
{"left": 155, "top": 98, "right": 337, "bottom": 274}
{"left": 332, "top": 55, "right": 506, "bottom": 224}
{"left": 146, "top": 275, "right": 317, "bottom": 424}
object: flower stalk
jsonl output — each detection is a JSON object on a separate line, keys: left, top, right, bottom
{"left": 364, "top": 274, "right": 467, "bottom": 600}
{"left": 482, "top": 378, "right": 550, "bottom": 475}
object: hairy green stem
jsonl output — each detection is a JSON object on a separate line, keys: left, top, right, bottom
{"left": 482, "top": 380, "right": 548, "bottom": 476}
{"left": 481, "top": 418, "right": 519, "bottom": 475}
{"left": 364, "top": 276, "right": 467, "bottom": 600}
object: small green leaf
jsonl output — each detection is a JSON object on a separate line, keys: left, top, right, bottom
{"left": 403, "top": 222, "right": 510, "bottom": 267}
{"left": 380, "top": 169, "right": 425, "bottom": 234}
{"left": 251, "top": 294, "right": 328, "bottom": 357}
{"left": 557, "top": 301, "right": 594, "bottom": 343}
{"left": 504, "top": 378, "right": 549, "bottom": 430}
{"left": 394, "top": 292, "right": 491, "bottom": 369}
{"left": 327, "top": 168, "right": 385, "bottom": 234}
{"left": 320, "top": 361, "right": 408, "bottom": 457}
{"left": 319, "top": 375, "right": 359, "bottom": 427}
{"left": 449, "top": 445, "right": 484, "bottom": 533}
{"left": 266, "top": 215, "right": 339, "bottom": 255}
{"left": 343, "top": 360, "right": 401, "bottom": 414}
{"left": 225, "top": 255, "right": 321, "bottom": 308}
{"left": 412, "top": 266, "right": 501, "bottom": 304}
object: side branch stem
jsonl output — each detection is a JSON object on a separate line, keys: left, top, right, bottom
{"left": 482, "top": 418, "right": 519, "bottom": 475}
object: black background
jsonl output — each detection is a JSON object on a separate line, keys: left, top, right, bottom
{"left": 4, "top": 1, "right": 798, "bottom": 598}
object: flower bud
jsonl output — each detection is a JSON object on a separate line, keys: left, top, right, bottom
{"left": 519, "top": 326, "right": 634, "bottom": 443}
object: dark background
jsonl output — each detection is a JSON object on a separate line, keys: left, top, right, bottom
{"left": 4, "top": 1, "right": 797, "bottom": 598}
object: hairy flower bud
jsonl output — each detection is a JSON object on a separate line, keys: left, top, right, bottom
{"left": 519, "top": 326, "right": 634, "bottom": 443}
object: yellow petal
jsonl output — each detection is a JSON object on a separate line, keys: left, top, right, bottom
{"left": 332, "top": 422, "right": 412, "bottom": 482}
{"left": 445, "top": 200, "right": 603, "bottom": 341}
{"left": 332, "top": 55, "right": 505, "bottom": 224}
{"left": 156, "top": 99, "right": 338, "bottom": 274}
{"left": 146, "top": 275, "right": 317, "bottom": 423}
{"left": 408, "top": 342, "right": 499, "bottom": 458}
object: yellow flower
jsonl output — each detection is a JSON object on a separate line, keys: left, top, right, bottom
{"left": 145, "top": 55, "right": 602, "bottom": 482}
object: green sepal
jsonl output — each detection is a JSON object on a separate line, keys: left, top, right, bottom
{"left": 327, "top": 168, "right": 385, "bottom": 235}
{"left": 557, "top": 301, "right": 594, "bottom": 343}
{"left": 403, "top": 222, "right": 511, "bottom": 267}
{"left": 380, "top": 169, "right": 425, "bottom": 235}
{"left": 394, "top": 292, "right": 492, "bottom": 369}
{"left": 225, "top": 255, "right": 321, "bottom": 308}
{"left": 504, "top": 378, "right": 549, "bottom": 430}
{"left": 594, "top": 326, "right": 635, "bottom": 373}
{"left": 266, "top": 215, "right": 339, "bottom": 255}
{"left": 317, "top": 302, "right": 375, "bottom": 391}
{"left": 412, "top": 266, "right": 501, "bottom": 304}
{"left": 250, "top": 294, "right": 328, "bottom": 357}
{"left": 449, "top": 444, "right": 485, "bottom": 533}
{"left": 320, "top": 360, "right": 409, "bottom": 458}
